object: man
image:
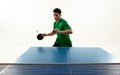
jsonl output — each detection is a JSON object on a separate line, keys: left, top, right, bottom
{"left": 42, "top": 8, "right": 73, "bottom": 47}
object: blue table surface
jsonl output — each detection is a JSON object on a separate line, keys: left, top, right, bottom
{"left": 1, "top": 47, "right": 120, "bottom": 75}
{"left": 15, "top": 47, "right": 120, "bottom": 64}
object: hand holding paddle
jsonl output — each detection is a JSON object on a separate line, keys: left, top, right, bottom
{"left": 37, "top": 33, "right": 44, "bottom": 40}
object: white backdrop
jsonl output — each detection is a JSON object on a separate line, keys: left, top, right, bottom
{"left": 0, "top": 0, "right": 120, "bottom": 63}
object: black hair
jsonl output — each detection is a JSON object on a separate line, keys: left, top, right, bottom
{"left": 53, "top": 8, "right": 61, "bottom": 14}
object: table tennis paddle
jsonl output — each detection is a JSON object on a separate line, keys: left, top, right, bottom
{"left": 37, "top": 33, "right": 44, "bottom": 40}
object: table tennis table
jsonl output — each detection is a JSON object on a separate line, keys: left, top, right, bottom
{"left": 0, "top": 47, "right": 120, "bottom": 75}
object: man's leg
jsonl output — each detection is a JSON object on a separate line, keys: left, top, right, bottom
{"left": 53, "top": 42, "right": 61, "bottom": 47}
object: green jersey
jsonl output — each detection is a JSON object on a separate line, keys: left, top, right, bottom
{"left": 53, "top": 18, "right": 72, "bottom": 47}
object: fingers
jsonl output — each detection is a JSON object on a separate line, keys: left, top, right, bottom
{"left": 54, "top": 28, "right": 59, "bottom": 33}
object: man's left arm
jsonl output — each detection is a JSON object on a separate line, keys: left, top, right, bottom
{"left": 54, "top": 29, "right": 73, "bottom": 34}
{"left": 54, "top": 29, "right": 72, "bottom": 34}
{"left": 54, "top": 21, "right": 73, "bottom": 34}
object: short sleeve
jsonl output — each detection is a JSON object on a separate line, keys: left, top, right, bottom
{"left": 52, "top": 22, "right": 56, "bottom": 33}
{"left": 64, "top": 22, "right": 71, "bottom": 30}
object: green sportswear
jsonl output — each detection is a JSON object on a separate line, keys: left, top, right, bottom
{"left": 53, "top": 18, "right": 72, "bottom": 47}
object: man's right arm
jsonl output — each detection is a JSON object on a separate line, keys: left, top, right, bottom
{"left": 42, "top": 32, "right": 56, "bottom": 37}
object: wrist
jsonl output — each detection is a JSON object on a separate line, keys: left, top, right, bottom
{"left": 42, "top": 34, "right": 47, "bottom": 37}
{"left": 59, "top": 31, "right": 62, "bottom": 34}
{"left": 45, "top": 34, "right": 47, "bottom": 36}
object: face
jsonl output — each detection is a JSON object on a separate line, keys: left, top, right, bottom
{"left": 53, "top": 12, "right": 61, "bottom": 21}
